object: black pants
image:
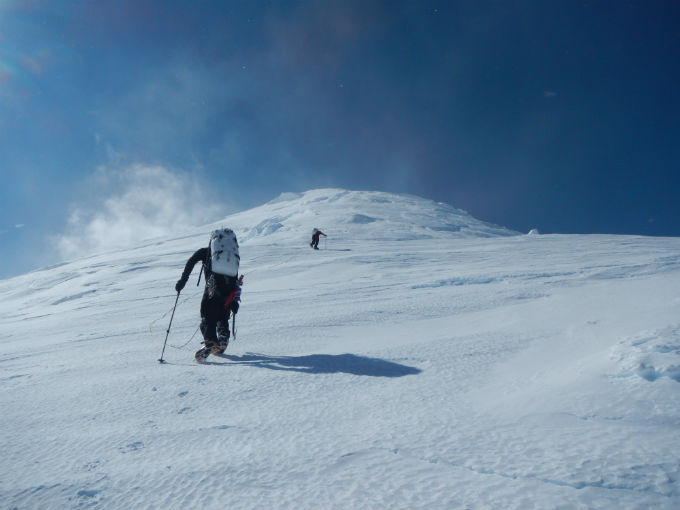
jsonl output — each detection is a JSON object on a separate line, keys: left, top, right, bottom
{"left": 199, "top": 294, "right": 230, "bottom": 347}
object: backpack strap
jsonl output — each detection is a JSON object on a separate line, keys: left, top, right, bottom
{"left": 196, "top": 246, "right": 210, "bottom": 286}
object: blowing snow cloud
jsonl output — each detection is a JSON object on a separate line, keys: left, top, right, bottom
{"left": 55, "top": 164, "right": 223, "bottom": 260}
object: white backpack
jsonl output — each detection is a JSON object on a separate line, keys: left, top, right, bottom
{"left": 209, "top": 228, "right": 240, "bottom": 277}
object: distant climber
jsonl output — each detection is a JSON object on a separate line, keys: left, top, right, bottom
{"left": 175, "top": 228, "right": 242, "bottom": 362}
{"left": 310, "top": 228, "right": 327, "bottom": 250}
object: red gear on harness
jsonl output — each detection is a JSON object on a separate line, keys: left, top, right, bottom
{"left": 224, "top": 286, "right": 241, "bottom": 309}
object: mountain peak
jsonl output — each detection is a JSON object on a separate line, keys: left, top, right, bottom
{"left": 219, "top": 188, "right": 518, "bottom": 244}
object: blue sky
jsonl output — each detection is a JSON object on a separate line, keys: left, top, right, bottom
{"left": 1, "top": 0, "right": 679, "bottom": 279}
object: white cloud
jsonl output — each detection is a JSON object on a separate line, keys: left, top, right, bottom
{"left": 55, "top": 164, "right": 224, "bottom": 260}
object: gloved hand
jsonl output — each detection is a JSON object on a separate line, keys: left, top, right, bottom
{"left": 230, "top": 300, "right": 239, "bottom": 315}
{"left": 175, "top": 277, "right": 187, "bottom": 292}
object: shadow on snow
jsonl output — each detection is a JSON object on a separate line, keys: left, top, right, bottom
{"left": 217, "top": 352, "right": 421, "bottom": 377}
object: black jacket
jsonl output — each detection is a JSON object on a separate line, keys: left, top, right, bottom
{"left": 179, "top": 247, "right": 240, "bottom": 308}
{"left": 180, "top": 247, "right": 210, "bottom": 284}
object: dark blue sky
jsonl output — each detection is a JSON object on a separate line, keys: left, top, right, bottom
{"left": 1, "top": 1, "right": 679, "bottom": 278}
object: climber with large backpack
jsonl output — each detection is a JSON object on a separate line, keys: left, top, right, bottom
{"left": 175, "top": 228, "right": 243, "bottom": 362}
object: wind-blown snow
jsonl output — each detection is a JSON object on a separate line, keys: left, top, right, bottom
{"left": 1, "top": 188, "right": 679, "bottom": 509}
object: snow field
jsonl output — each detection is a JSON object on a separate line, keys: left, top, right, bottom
{"left": 1, "top": 189, "right": 680, "bottom": 509}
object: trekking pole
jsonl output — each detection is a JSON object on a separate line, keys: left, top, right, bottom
{"left": 158, "top": 292, "right": 180, "bottom": 363}
{"left": 232, "top": 314, "right": 237, "bottom": 341}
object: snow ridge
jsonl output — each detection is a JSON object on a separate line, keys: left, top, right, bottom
{"left": 225, "top": 188, "right": 518, "bottom": 243}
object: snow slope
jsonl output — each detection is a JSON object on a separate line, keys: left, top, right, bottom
{"left": 1, "top": 188, "right": 679, "bottom": 510}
